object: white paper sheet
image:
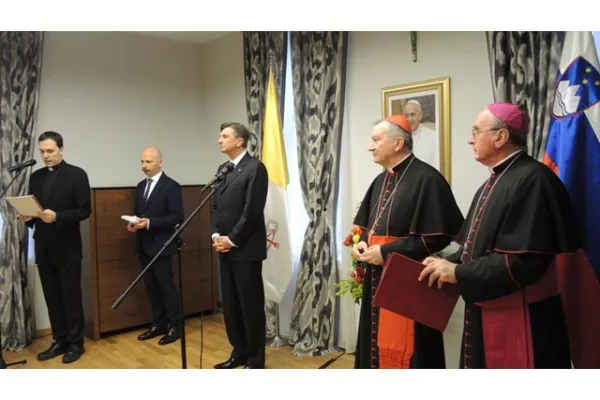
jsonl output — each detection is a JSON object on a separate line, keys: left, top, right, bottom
{"left": 121, "top": 215, "right": 140, "bottom": 224}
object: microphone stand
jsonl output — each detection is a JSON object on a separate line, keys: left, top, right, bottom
{"left": 318, "top": 349, "right": 346, "bottom": 369}
{"left": 174, "top": 234, "right": 187, "bottom": 369}
{"left": 111, "top": 164, "right": 232, "bottom": 369}
{"left": 0, "top": 167, "right": 28, "bottom": 369}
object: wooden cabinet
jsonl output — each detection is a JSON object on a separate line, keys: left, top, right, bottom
{"left": 81, "top": 185, "right": 219, "bottom": 341}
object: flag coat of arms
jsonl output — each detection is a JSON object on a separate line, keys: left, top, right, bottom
{"left": 543, "top": 30, "right": 600, "bottom": 368}
{"left": 260, "top": 67, "right": 293, "bottom": 304}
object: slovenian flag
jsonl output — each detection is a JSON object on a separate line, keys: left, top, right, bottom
{"left": 543, "top": 30, "right": 600, "bottom": 368}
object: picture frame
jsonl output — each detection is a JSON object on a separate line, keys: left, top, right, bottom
{"left": 381, "top": 77, "right": 451, "bottom": 183}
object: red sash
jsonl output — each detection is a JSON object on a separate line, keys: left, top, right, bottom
{"left": 475, "top": 258, "right": 559, "bottom": 368}
{"left": 368, "top": 232, "right": 414, "bottom": 369}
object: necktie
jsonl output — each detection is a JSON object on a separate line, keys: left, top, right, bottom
{"left": 143, "top": 178, "right": 152, "bottom": 201}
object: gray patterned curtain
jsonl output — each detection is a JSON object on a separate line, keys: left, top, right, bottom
{"left": 242, "top": 31, "right": 288, "bottom": 339}
{"left": 243, "top": 31, "right": 288, "bottom": 158}
{"left": 486, "top": 31, "right": 566, "bottom": 160}
{"left": 0, "top": 31, "right": 44, "bottom": 350}
{"left": 288, "top": 31, "right": 348, "bottom": 356}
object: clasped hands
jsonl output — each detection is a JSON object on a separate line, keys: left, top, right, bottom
{"left": 352, "top": 241, "right": 384, "bottom": 265}
{"left": 18, "top": 209, "right": 56, "bottom": 224}
{"left": 212, "top": 235, "right": 233, "bottom": 253}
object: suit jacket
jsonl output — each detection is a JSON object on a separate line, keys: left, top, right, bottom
{"left": 26, "top": 161, "right": 91, "bottom": 265}
{"left": 211, "top": 153, "right": 269, "bottom": 262}
{"left": 134, "top": 172, "right": 184, "bottom": 258}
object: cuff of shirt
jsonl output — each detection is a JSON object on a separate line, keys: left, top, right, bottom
{"left": 147, "top": 219, "right": 150, "bottom": 230}
{"left": 212, "top": 233, "right": 220, "bottom": 240}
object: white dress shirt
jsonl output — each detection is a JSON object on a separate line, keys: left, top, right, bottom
{"left": 143, "top": 170, "right": 163, "bottom": 230}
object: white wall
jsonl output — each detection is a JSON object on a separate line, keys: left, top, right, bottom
{"left": 197, "top": 32, "right": 248, "bottom": 169}
{"left": 34, "top": 31, "right": 218, "bottom": 186}
{"left": 345, "top": 31, "right": 493, "bottom": 215}
{"left": 344, "top": 31, "right": 494, "bottom": 368}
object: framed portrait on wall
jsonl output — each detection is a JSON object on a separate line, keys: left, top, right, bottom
{"left": 381, "top": 77, "right": 451, "bottom": 183}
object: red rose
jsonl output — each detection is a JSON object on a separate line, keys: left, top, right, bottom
{"left": 356, "top": 277, "right": 363, "bottom": 284}
{"left": 343, "top": 234, "right": 353, "bottom": 247}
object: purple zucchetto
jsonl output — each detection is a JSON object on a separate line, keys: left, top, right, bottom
{"left": 487, "top": 102, "right": 529, "bottom": 132}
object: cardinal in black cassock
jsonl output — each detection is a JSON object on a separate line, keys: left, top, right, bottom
{"left": 419, "top": 102, "right": 580, "bottom": 368}
{"left": 352, "top": 115, "right": 464, "bottom": 369}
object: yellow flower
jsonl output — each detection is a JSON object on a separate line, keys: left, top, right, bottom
{"left": 352, "top": 234, "right": 360, "bottom": 244}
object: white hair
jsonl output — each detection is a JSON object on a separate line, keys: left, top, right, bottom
{"left": 406, "top": 99, "right": 422, "bottom": 109}
{"left": 373, "top": 119, "right": 413, "bottom": 151}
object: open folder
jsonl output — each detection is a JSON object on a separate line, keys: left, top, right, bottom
{"left": 372, "top": 252, "right": 460, "bottom": 332}
{"left": 4, "top": 195, "right": 43, "bottom": 217}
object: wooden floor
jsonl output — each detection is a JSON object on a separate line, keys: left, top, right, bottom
{"left": 2, "top": 313, "right": 354, "bottom": 369}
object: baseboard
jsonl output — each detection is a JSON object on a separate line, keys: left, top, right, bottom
{"left": 34, "top": 328, "right": 52, "bottom": 339}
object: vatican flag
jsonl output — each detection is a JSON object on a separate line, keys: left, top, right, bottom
{"left": 261, "top": 66, "right": 293, "bottom": 304}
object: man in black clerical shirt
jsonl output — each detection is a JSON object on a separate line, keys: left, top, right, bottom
{"left": 21, "top": 131, "right": 91, "bottom": 364}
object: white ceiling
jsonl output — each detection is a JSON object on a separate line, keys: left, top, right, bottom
{"left": 132, "top": 31, "right": 235, "bottom": 45}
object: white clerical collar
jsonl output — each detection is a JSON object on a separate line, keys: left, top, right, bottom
{"left": 231, "top": 150, "right": 247, "bottom": 166}
{"left": 48, "top": 160, "right": 65, "bottom": 172}
{"left": 489, "top": 149, "right": 524, "bottom": 173}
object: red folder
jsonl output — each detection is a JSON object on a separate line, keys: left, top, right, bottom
{"left": 372, "top": 252, "right": 460, "bottom": 332}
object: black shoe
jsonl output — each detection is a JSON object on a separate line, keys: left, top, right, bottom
{"left": 37, "top": 340, "right": 68, "bottom": 361}
{"left": 62, "top": 343, "right": 85, "bottom": 364}
{"left": 214, "top": 356, "right": 247, "bottom": 369}
{"left": 137, "top": 325, "right": 167, "bottom": 341}
{"left": 158, "top": 327, "right": 180, "bottom": 346}
{"left": 243, "top": 364, "right": 265, "bottom": 369}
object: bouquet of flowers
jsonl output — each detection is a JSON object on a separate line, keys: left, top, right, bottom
{"left": 336, "top": 225, "right": 366, "bottom": 304}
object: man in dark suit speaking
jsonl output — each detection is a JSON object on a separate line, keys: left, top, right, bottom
{"left": 127, "top": 146, "right": 184, "bottom": 346}
{"left": 211, "top": 122, "right": 269, "bottom": 369}
{"left": 21, "top": 131, "right": 91, "bottom": 364}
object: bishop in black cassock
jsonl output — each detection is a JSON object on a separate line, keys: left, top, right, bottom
{"left": 420, "top": 102, "right": 580, "bottom": 368}
{"left": 352, "top": 115, "right": 464, "bottom": 369}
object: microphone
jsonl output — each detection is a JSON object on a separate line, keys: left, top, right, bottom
{"left": 7, "top": 159, "right": 36, "bottom": 173}
{"left": 216, "top": 162, "right": 234, "bottom": 179}
{"left": 204, "top": 162, "right": 235, "bottom": 191}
